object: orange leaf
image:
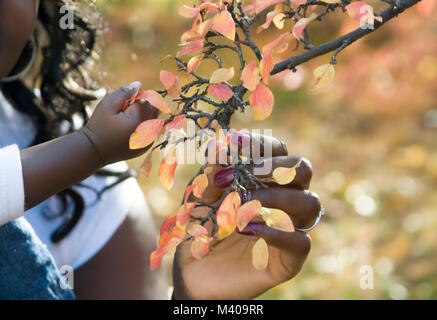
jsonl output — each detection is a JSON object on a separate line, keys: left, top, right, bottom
{"left": 129, "top": 119, "right": 165, "bottom": 150}
{"left": 237, "top": 200, "right": 262, "bottom": 231}
{"left": 135, "top": 90, "right": 172, "bottom": 113}
{"left": 191, "top": 236, "right": 212, "bottom": 259}
{"left": 187, "top": 54, "right": 204, "bottom": 74}
{"left": 252, "top": 238, "right": 269, "bottom": 271}
{"left": 217, "top": 191, "right": 241, "bottom": 239}
{"left": 159, "top": 70, "right": 181, "bottom": 97}
{"left": 208, "top": 83, "right": 233, "bottom": 101}
{"left": 188, "top": 224, "right": 208, "bottom": 237}
{"left": 213, "top": 10, "right": 235, "bottom": 41}
{"left": 159, "top": 148, "right": 178, "bottom": 191}
{"left": 176, "top": 202, "right": 196, "bottom": 226}
{"left": 210, "top": 67, "right": 235, "bottom": 84}
{"left": 192, "top": 173, "right": 209, "bottom": 199}
{"left": 160, "top": 214, "right": 177, "bottom": 235}
{"left": 158, "top": 223, "right": 186, "bottom": 248}
{"left": 272, "top": 161, "right": 301, "bottom": 185}
{"left": 241, "top": 60, "right": 260, "bottom": 91}
{"left": 261, "top": 208, "right": 295, "bottom": 232}
{"left": 150, "top": 247, "right": 165, "bottom": 271}
{"left": 249, "top": 84, "right": 274, "bottom": 121}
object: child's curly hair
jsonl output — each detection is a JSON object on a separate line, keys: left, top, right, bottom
{"left": 1, "top": 0, "right": 134, "bottom": 242}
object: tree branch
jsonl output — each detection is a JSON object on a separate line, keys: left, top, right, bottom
{"left": 271, "top": 0, "right": 421, "bottom": 75}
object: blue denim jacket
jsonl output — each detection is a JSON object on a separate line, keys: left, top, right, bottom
{"left": 0, "top": 218, "right": 75, "bottom": 300}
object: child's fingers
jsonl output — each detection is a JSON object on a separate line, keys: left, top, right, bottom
{"left": 125, "top": 100, "right": 160, "bottom": 123}
{"left": 100, "top": 81, "right": 142, "bottom": 113}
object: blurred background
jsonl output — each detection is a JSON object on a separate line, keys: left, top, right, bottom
{"left": 93, "top": 0, "right": 437, "bottom": 299}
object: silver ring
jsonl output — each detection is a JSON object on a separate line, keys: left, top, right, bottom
{"left": 295, "top": 207, "right": 324, "bottom": 232}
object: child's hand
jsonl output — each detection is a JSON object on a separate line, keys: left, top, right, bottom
{"left": 80, "top": 81, "right": 160, "bottom": 166}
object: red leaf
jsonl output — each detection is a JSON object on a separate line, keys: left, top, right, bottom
{"left": 208, "top": 83, "right": 233, "bottom": 101}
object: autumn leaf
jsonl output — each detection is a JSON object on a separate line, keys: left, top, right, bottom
{"left": 254, "top": 0, "right": 285, "bottom": 15}
{"left": 129, "top": 119, "right": 165, "bottom": 150}
{"left": 252, "top": 238, "right": 269, "bottom": 271}
{"left": 237, "top": 200, "right": 262, "bottom": 231}
{"left": 257, "top": 6, "right": 286, "bottom": 33}
{"left": 241, "top": 60, "right": 260, "bottom": 91}
{"left": 249, "top": 84, "right": 274, "bottom": 121}
{"left": 192, "top": 173, "right": 209, "bottom": 199}
{"left": 176, "top": 202, "right": 196, "bottom": 226}
{"left": 135, "top": 90, "right": 172, "bottom": 114}
{"left": 208, "top": 83, "right": 234, "bottom": 101}
{"left": 260, "top": 33, "right": 292, "bottom": 84}
{"left": 217, "top": 191, "right": 241, "bottom": 239}
{"left": 188, "top": 224, "right": 208, "bottom": 237}
{"left": 151, "top": 237, "right": 183, "bottom": 270}
{"left": 272, "top": 161, "right": 301, "bottom": 185}
{"left": 177, "top": 39, "right": 204, "bottom": 57}
{"left": 160, "top": 214, "right": 177, "bottom": 235}
{"left": 292, "top": 13, "right": 318, "bottom": 40}
{"left": 150, "top": 247, "right": 165, "bottom": 271}
{"left": 191, "top": 236, "right": 212, "bottom": 259}
{"left": 210, "top": 67, "right": 235, "bottom": 84}
{"left": 187, "top": 54, "right": 204, "bottom": 74}
{"left": 165, "top": 115, "right": 186, "bottom": 132}
{"left": 313, "top": 64, "right": 335, "bottom": 89}
{"left": 159, "top": 148, "right": 178, "bottom": 191}
{"left": 213, "top": 10, "right": 235, "bottom": 41}
{"left": 158, "top": 223, "right": 186, "bottom": 248}
{"left": 159, "top": 70, "right": 181, "bottom": 97}
{"left": 345, "top": 2, "right": 382, "bottom": 27}
{"left": 261, "top": 208, "right": 295, "bottom": 232}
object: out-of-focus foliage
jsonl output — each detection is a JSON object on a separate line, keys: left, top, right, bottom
{"left": 95, "top": 0, "right": 437, "bottom": 299}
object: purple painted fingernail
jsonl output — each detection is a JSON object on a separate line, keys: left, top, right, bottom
{"left": 230, "top": 132, "right": 250, "bottom": 148}
{"left": 237, "top": 222, "right": 262, "bottom": 236}
{"left": 214, "top": 168, "right": 235, "bottom": 189}
{"left": 240, "top": 190, "right": 252, "bottom": 204}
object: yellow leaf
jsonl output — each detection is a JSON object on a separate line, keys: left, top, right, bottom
{"left": 252, "top": 238, "right": 269, "bottom": 271}
{"left": 210, "top": 67, "right": 235, "bottom": 84}
{"left": 261, "top": 208, "right": 295, "bottom": 232}
{"left": 272, "top": 161, "right": 301, "bottom": 185}
{"left": 313, "top": 64, "right": 335, "bottom": 89}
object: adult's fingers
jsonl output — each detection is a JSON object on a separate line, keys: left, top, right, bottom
{"left": 251, "top": 187, "right": 321, "bottom": 229}
{"left": 99, "top": 81, "right": 142, "bottom": 113}
{"left": 256, "top": 226, "right": 311, "bottom": 277}
{"left": 247, "top": 156, "right": 313, "bottom": 190}
{"left": 246, "top": 132, "right": 288, "bottom": 160}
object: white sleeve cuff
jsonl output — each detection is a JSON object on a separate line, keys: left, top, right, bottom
{"left": 0, "top": 145, "right": 25, "bottom": 226}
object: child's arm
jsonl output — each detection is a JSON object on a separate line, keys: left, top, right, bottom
{"left": 20, "top": 81, "right": 158, "bottom": 210}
